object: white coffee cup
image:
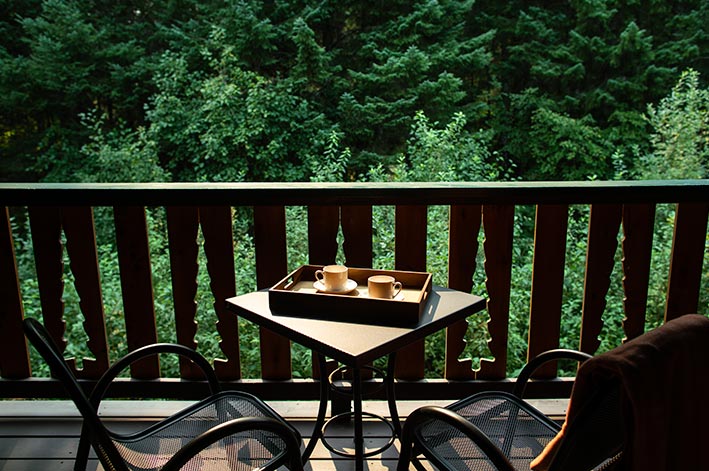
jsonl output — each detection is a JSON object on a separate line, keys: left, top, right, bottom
{"left": 315, "top": 265, "right": 348, "bottom": 291}
{"left": 367, "top": 275, "right": 403, "bottom": 299}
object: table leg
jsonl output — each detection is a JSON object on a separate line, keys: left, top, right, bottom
{"left": 352, "top": 365, "right": 364, "bottom": 471}
{"left": 302, "top": 352, "right": 329, "bottom": 463}
{"left": 386, "top": 352, "right": 401, "bottom": 436}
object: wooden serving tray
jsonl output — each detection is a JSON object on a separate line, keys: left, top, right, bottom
{"left": 268, "top": 265, "right": 432, "bottom": 327}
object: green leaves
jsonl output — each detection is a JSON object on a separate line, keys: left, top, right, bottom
{"left": 0, "top": 0, "right": 707, "bottom": 183}
{"left": 403, "top": 110, "right": 495, "bottom": 182}
{"left": 529, "top": 109, "right": 612, "bottom": 180}
{"left": 641, "top": 69, "right": 708, "bottom": 179}
{"left": 76, "top": 112, "right": 167, "bottom": 183}
{"left": 146, "top": 48, "right": 331, "bottom": 182}
{"left": 292, "top": 17, "right": 334, "bottom": 91}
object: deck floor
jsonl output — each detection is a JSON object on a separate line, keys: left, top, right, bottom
{"left": 0, "top": 399, "right": 566, "bottom": 471}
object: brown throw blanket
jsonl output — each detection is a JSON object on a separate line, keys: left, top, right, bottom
{"left": 531, "top": 314, "right": 709, "bottom": 470}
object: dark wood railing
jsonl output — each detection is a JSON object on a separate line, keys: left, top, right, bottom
{"left": 1, "top": 181, "right": 707, "bottom": 400}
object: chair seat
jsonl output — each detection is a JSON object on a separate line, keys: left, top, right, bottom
{"left": 111, "top": 391, "right": 300, "bottom": 471}
{"left": 414, "top": 392, "right": 560, "bottom": 471}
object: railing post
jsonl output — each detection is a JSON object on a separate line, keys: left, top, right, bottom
{"left": 579, "top": 204, "right": 622, "bottom": 355}
{"left": 28, "top": 207, "right": 68, "bottom": 359}
{"left": 445, "top": 204, "right": 481, "bottom": 380}
{"left": 201, "top": 205, "right": 240, "bottom": 380}
{"left": 0, "top": 207, "right": 30, "bottom": 379}
{"left": 478, "top": 204, "right": 515, "bottom": 380}
{"left": 394, "top": 205, "right": 427, "bottom": 380}
{"left": 307, "top": 205, "right": 345, "bottom": 414}
{"left": 621, "top": 204, "right": 655, "bottom": 340}
{"left": 527, "top": 204, "right": 568, "bottom": 379}
{"left": 114, "top": 206, "right": 159, "bottom": 379}
{"left": 665, "top": 202, "right": 709, "bottom": 321}
{"left": 166, "top": 206, "right": 203, "bottom": 379}
{"left": 254, "top": 205, "right": 292, "bottom": 380}
{"left": 63, "top": 207, "right": 111, "bottom": 378}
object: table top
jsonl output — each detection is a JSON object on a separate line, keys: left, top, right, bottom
{"left": 225, "top": 286, "right": 486, "bottom": 367}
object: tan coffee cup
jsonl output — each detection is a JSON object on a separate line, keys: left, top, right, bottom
{"left": 367, "top": 275, "right": 402, "bottom": 299}
{"left": 315, "top": 265, "right": 348, "bottom": 291}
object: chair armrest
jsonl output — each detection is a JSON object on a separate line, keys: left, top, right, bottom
{"left": 513, "top": 349, "right": 592, "bottom": 398}
{"left": 161, "top": 416, "right": 304, "bottom": 471}
{"left": 88, "top": 343, "right": 220, "bottom": 408}
{"left": 399, "top": 406, "right": 515, "bottom": 471}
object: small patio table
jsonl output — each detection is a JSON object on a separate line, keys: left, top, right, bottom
{"left": 225, "top": 286, "right": 486, "bottom": 471}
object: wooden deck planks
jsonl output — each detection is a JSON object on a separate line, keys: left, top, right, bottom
{"left": 0, "top": 400, "right": 565, "bottom": 470}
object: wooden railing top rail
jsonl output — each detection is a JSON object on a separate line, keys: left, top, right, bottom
{"left": 1, "top": 180, "right": 708, "bottom": 206}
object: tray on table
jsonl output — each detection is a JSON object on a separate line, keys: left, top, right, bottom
{"left": 268, "top": 265, "right": 432, "bottom": 327}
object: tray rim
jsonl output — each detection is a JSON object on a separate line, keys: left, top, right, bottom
{"left": 267, "top": 265, "right": 433, "bottom": 326}
{"left": 270, "top": 264, "right": 432, "bottom": 301}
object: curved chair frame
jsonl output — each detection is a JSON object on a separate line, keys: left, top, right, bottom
{"left": 398, "top": 349, "right": 593, "bottom": 471}
{"left": 23, "top": 317, "right": 303, "bottom": 471}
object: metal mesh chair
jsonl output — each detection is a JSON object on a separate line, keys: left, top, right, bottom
{"left": 397, "top": 349, "right": 624, "bottom": 471}
{"left": 23, "top": 317, "right": 303, "bottom": 471}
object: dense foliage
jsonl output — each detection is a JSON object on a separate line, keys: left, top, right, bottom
{"left": 3, "top": 1, "right": 708, "bottom": 377}
{"left": 2, "top": 0, "right": 707, "bottom": 182}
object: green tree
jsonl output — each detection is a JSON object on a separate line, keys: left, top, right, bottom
{"left": 331, "top": 0, "right": 495, "bottom": 171}
{"left": 146, "top": 46, "right": 332, "bottom": 182}
{"left": 2, "top": 0, "right": 707, "bottom": 183}
{"left": 528, "top": 109, "right": 613, "bottom": 180}
{"left": 640, "top": 69, "right": 708, "bottom": 179}
{"left": 469, "top": 0, "right": 707, "bottom": 179}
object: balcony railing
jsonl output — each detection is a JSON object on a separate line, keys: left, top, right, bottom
{"left": 1, "top": 181, "right": 707, "bottom": 401}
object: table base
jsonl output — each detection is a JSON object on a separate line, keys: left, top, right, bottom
{"left": 320, "top": 411, "right": 396, "bottom": 458}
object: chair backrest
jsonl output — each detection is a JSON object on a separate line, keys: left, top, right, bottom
{"left": 547, "top": 378, "right": 624, "bottom": 471}
{"left": 23, "top": 318, "right": 129, "bottom": 471}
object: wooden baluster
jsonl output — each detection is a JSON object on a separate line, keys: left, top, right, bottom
{"left": 0, "top": 207, "right": 30, "bottom": 378}
{"left": 528, "top": 204, "right": 568, "bottom": 379}
{"left": 394, "top": 205, "right": 427, "bottom": 380}
{"left": 665, "top": 202, "right": 709, "bottom": 321}
{"left": 621, "top": 204, "right": 655, "bottom": 341}
{"left": 579, "top": 204, "right": 622, "bottom": 355}
{"left": 342, "top": 205, "right": 373, "bottom": 268}
{"left": 28, "top": 207, "right": 70, "bottom": 366}
{"left": 340, "top": 205, "right": 374, "bottom": 384}
{"left": 307, "top": 205, "right": 340, "bottom": 379}
{"left": 62, "top": 207, "right": 110, "bottom": 378}
{"left": 478, "top": 204, "right": 515, "bottom": 380}
{"left": 254, "top": 206, "right": 291, "bottom": 380}
{"left": 308, "top": 206, "right": 340, "bottom": 265}
{"left": 114, "top": 206, "right": 159, "bottom": 379}
{"left": 201, "top": 206, "right": 240, "bottom": 380}
{"left": 307, "top": 204, "right": 347, "bottom": 407}
{"left": 166, "top": 206, "right": 202, "bottom": 379}
{"left": 445, "top": 205, "right": 481, "bottom": 380}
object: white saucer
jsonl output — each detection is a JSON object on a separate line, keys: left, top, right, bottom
{"left": 313, "top": 279, "right": 358, "bottom": 294}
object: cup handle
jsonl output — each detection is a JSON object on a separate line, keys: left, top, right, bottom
{"left": 315, "top": 270, "right": 324, "bottom": 282}
{"left": 392, "top": 281, "right": 403, "bottom": 298}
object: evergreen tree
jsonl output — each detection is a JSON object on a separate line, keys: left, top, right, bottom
{"left": 0, "top": 0, "right": 706, "bottom": 182}
{"left": 469, "top": 0, "right": 708, "bottom": 179}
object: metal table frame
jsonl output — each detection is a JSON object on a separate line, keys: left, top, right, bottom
{"left": 304, "top": 352, "right": 400, "bottom": 463}
{"left": 225, "top": 286, "right": 486, "bottom": 471}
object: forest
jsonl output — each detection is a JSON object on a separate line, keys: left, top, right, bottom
{"left": 1, "top": 1, "right": 708, "bottom": 377}
{"left": 1, "top": 0, "right": 707, "bottom": 183}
